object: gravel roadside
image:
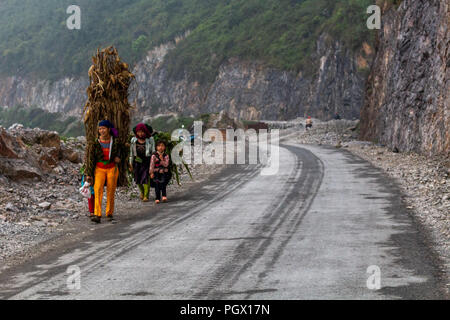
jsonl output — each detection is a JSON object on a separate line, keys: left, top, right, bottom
{"left": 0, "top": 148, "right": 225, "bottom": 271}
{"left": 290, "top": 119, "right": 449, "bottom": 292}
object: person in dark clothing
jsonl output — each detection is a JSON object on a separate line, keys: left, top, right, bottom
{"left": 150, "top": 140, "right": 171, "bottom": 204}
{"left": 129, "top": 123, "right": 155, "bottom": 202}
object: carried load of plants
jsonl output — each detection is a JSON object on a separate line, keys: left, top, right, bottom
{"left": 83, "top": 46, "right": 135, "bottom": 186}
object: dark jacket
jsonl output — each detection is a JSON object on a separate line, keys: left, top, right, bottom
{"left": 85, "top": 138, "right": 124, "bottom": 178}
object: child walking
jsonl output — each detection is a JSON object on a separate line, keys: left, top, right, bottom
{"left": 150, "top": 140, "right": 171, "bottom": 204}
{"left": 129, "top": 123, "right": 155, "bottom": 202}
{"left": 81, "top": 175, "right": 95, "bottom": 217}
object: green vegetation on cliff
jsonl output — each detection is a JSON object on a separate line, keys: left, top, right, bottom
{"left": 0, "top": 0, "right": 374, "bottom": 83}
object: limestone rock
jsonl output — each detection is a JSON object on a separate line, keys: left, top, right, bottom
{"left": 38, "top": 202, "right": 51, "bottom": 210}
{"left": 360, "top": 0, "right": 449, "bottom": 157}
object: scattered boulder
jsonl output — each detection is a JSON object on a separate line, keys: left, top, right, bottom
{"left": 53, "top": 166, "right": 65, "bottom": 175}
{"left": 9, "top": 127, "right": 61, "bottom": 150}
{"left": 38, "top": 146, "right": 60, "bottom": 168}
{"left": 66, "top": 151, "right": 81, "bottom": 163}
{"left": 60, "top": 145, "right": 81, "bottom": 164}
{"left": 0, "top": 158, "right": 42, "bottom": 181}
{"left": 38, "top": 202, "right": 52, "bottom": 210}
{"left": 0, "top": 126, "right": 84, "bottom": 180}
{"left": 0, "top": 127, "right": 22, "bottom": 158}
{"left": 8, "top": 123, "right": 23, "bottom": 131}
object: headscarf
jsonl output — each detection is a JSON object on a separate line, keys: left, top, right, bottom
{"left": 98, "top": 120, "right": 118, "bottom": 138}
{"left": 134, "top": 123, "right": 153, "bottom": 139}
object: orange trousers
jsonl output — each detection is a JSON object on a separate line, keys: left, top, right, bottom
{"left": 94, "top": 166, "right": 119, "bottom": 217}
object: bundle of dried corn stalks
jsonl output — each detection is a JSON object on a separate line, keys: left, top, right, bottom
{"left": 83, "top": 46, "right": 135, "bottom": 186}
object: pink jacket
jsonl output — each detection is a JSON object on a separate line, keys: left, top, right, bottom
{"left": 150, "top": 153, "right": 170, "bottom": 174}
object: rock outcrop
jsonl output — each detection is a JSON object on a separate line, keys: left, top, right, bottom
{"left": 360, "top": 0, "right": 449, "bottom": 157}
{"left": 0, "top": 126, "right": 42, "bottom": 180}
{"left": 0, "top": 125, "right": 82, "bottom": 181}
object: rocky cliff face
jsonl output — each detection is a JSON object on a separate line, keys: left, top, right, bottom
{"left": 0, "top": 34, "right": 371, "bottom": 121}
{"left": 134, "top": 33, "right": 371, "bottom": 121}
{"left": 360, "top": 0, "right": 449, "bottom": 157}
{"left": 0, "top": 76, "right": 88, "bottom": 116}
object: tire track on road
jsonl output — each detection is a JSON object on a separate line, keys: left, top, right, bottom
{"left": 0, "top": 164, "right": 262, "bottom": 299}
{"left": 193, "top": 144, "right": 324, "bottom": 299}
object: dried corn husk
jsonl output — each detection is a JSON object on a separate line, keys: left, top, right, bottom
{"left": 83, "top": 46, "right": 135, "bottom": 186}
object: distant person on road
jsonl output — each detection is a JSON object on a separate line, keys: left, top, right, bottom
{"left": 305, "top": 116, "right": 313, "bottom": 131}
{"left": 129, "top": 123, "right": 155, "bottom": 202}
{"left": 150, "top": 140, "right": 171, "bottom": 204}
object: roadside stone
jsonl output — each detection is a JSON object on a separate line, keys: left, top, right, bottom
{"left": 38, "top": 202, "right": 52, "bottom": 210}
{"left": 10, "top": 127, "right": 61, "bottom": 149}
{"left": 66, "top": 151, "right": 80, "bottom": 164}
{"left": 5, "top": 203, "right": 15, "bottom": 212}
{"left": 32, "top": 221, "right": 47, "bottom": 228}
{"left": 53, "top": 166, "right": 64, "bottom": 175}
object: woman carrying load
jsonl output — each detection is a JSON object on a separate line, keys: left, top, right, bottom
{"left": 129, "top": 123, "right": 155, "bottom": 202}
{"left": 85, "top": 120, "right": 124, "bottom": 224}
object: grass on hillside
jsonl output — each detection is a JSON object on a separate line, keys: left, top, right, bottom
{"left": 0, "top": 0, "right": 375, "bottom": 84}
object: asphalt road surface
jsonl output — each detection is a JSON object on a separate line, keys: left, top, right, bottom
{"left": 0, "top": 142, "right": 446, "bottom": 299}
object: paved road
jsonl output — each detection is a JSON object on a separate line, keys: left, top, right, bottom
{"left": 0, "top": 142, "right": 446, "bottom": 299}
